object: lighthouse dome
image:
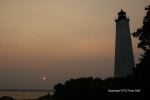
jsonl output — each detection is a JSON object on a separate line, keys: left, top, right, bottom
{"left": 118, "top": 9, "right": 126, "bottom": 16}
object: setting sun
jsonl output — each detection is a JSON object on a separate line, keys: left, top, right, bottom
{"left": 41, "top": 76, "right": 47, "bottom": 81}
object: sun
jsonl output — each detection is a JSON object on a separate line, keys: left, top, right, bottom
{"left": 42, "top": 76, "right": 47, "bottom": 81}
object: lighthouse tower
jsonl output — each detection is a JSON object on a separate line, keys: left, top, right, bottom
{"left": 114, "top": 9, "right": 134, "bottom": 77}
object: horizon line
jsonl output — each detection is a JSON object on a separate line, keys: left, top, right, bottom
{"left": 0, "top": 89, "right": 52, "bottom": 92}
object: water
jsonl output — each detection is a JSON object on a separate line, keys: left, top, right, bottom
{"left": 0, "top": 91, "right": 48, "bottom": 100}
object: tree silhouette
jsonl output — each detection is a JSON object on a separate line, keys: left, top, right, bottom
{"left": 133, "top": 50, "right": 150, "bottom": 84}
{"left": 132, "top": 5, "right": 150, "bottom": 85}
{"left": 53, "top": 77, "right": 142, "bottom": 100}
{"left": 133, "top": 5, "right": 150, "bottom": 51}
{"left": 0, "top": 96, "right": 15, "bottom": 100}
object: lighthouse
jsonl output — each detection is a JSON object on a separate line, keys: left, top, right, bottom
{"left": 114, "top": 9, "right": 134, "bottom": 77}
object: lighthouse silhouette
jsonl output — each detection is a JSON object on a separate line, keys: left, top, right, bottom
{"left": 114, "top": 9, "right": 134, "bottom": 77}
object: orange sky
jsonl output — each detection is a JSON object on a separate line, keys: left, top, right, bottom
{"left": 0, "top": 0, "right": 149, "bottom": 89}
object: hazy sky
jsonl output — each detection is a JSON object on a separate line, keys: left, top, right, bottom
{"left": 0, "top": 0, "right": 149, "bottom": 89}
